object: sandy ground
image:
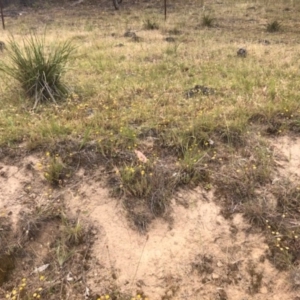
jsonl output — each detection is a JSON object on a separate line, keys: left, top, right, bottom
{"left": 66, "top": 175, "right": 294, "bottom": 299}
{"left": 1, "top": 136, "right": 300, "bottom": 299}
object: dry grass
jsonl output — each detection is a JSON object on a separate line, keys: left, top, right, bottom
{"left": 1, "top": 0, "right": 300, "bottom": 298}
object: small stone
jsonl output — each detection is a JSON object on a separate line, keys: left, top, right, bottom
{"left": 237, "top": 48, "right": 247, "bottom": 57}
{"left": 124, "top": 31, "right": 136, "bottom": 38}
{"left": 165, "top": 37, "right": 176, "bottom": 42}
{"left": 217, "top": 261, "right": 223, "bottom": 267}
{"left": 212, "top": 273, "right": 219, "bottom": 279}
{"left": 185, "top": 85, "right": 215, "bottom": 98}
{"left": 261, "top": 286, "right": 268, "bottom": 294}
{"left": 29, "top": 193, "right": 37, "bottom": 199}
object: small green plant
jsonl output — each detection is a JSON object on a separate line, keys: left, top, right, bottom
{"left": 0, "top": 34, "right": 75, "bottom": 109}
{"left": 44, "top": 154, "right": 65, "bottom": 186}
{"left": 266, "top": 20, "right": 281, "bottom": 32}
{"left": 56, "top": 243, "right": 73, "bottom": 267}
{"left": 202, "top": 14, "right": 214, "bottom": 27}
{"left": 116, "top": 161, "right": 176, "bottom": 217}
{"left": 143, "top": 19, "right": 159, "bottom": 30}
{"left": 177, "top": 147, "right": 209, "bottom": 186}
{"left": 63, "top": 218, "right": 84, "bottom": 246}
{"left": 119, "top": 163, "right": 151, "bottom": 198}
{"left": 165, "top": 42, "right": 181, "bottom": 56}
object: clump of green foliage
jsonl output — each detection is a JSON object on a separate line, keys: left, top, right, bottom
{"left": 202, "top": 14, "right": 215, "bottom": 27}
{"left": 44, "top": 154, "right": 66, "bottom": 186}
{"left": 0, "top": 34, "right": 75, "bottom": 109}
{"left": 266, "top": 20, "right": 281, "bottom": 32}
{"left": 143, "top": 19, "right": 159, "bottom": 30}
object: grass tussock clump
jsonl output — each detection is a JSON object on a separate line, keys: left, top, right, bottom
{"left": 202, "top": 14, "right": 215, "bottom": 27}
{"left": 0, "top": 34, "right": 75, "bottom": 109}
{"left": 42, "top": 152, "right": 67, "bottom": 186}
{"left": 110, "top": 146, "right": 210, "bottom": 230}
{"left": 266, "top": 20, "right": 281, "bottom": 32}
{"left": 143, "top": 19, "right": 159, "bottom": 30}
{"left": 116, "top": 160, "right": 176, "bottom": 216}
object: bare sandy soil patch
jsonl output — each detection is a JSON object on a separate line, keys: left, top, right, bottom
{"left": 1, "top": 136, "right": 300, "bottom": 299}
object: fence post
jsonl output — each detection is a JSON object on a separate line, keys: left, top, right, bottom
{"left": 164, "top": 0, "right": 167, "bottom": 20}
{"left": 0, "top": 0, "right": 5, "bottom": 30}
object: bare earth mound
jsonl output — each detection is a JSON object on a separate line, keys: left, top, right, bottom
{"left": 71, "top": 184, "right": 292, "bottom": 299}
{"left": 1, "top": 136, "right": 300, "bottom": 299}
